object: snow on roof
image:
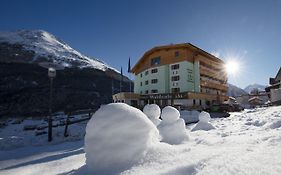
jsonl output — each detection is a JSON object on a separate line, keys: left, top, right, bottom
{"left": 248, "top": 96, "right": 262, "bottom": 102}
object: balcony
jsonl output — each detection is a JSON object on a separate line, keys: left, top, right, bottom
{"left": 200, "top": 66, "right": 227, "bottom": 82}
{"left": 195, "top": 55, "right": 224, "bottom": 70}
{"left": 200, "top": 80, "right": 228, "bottom": 92}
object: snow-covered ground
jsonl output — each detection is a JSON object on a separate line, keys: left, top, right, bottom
{"left": 1, "top": 106, "right": 281, "bottom": 175}
{"left": 0, "top": 114, "right": 87, "bottom": 150}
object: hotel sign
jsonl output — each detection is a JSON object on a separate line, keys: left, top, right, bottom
{"left": 141, "top": 92, "right": 188, "bottom": 100}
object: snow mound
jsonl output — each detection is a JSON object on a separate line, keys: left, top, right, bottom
{"left": 84, "top": 103, "right": 159, "bottom": 175}
{"left": 143, "top": 104, "right": 161, "bottom": 126}
{"left": 158, "top": 106, "right": 189, "bottom": 144}
{"left": 192, "top": 111, "right": 215, "bottom": 132}
{"left": 269, "top": 120, "right": 281, "bottom": 129}
{"left": 191, "top": 122, "right": 216, "bottom": 132}
{"left": 161, "top": 106, "right": 180, "bottom": 123}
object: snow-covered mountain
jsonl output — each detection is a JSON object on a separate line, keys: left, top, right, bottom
{"left": 227, "top": 83, "right": 248, "bottom": 97}
{"left": 0, "top": 29, "right": 130, "bottom": 117}
{"left": 0, "top": 29, "right": 116, "bottom": 71}
{"left": 244, "top": 84, "right": 267, "bottom": 94}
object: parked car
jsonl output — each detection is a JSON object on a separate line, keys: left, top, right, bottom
{"left": 208, "top": 103, "right": 243, "bottom": 112}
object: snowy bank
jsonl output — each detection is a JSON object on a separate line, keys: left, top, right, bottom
{"left": 2, "top": 106, "right": 281, "bottom": 175}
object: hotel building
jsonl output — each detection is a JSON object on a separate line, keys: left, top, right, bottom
{"left": 113, "top": 43, "right": 228, "bottom": 110}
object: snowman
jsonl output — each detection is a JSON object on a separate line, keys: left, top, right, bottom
{"left": 143, "top": 104, "right": 161, "bottom": 126}
{"left": 191, "top": 111, "right": 216, "bottom": 131}
{"left": 157, "top": 106, "right": 189, "bottom": 144}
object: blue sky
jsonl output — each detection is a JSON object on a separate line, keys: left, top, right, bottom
{"left": 1, "top": 0, "right": 280, "bottom": 88}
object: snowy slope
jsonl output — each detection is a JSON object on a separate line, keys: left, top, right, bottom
{"left": 1, "top": 106, "right": 281, "bottom": 175}
{"left": 0, "top": 30, "right": 115, "bottom": 71}
{"left": 244, "top": 84, "right": 267, "bottom": 94}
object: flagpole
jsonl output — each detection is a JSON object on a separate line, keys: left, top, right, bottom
{"left": 128, "top": 57, "right": 131, "bottom": 93}
{"left": 111, "top": 77, "right": 114, "bottom": 100}
{"left": 129, "top": 74, "right": 131, "bottom": 92}
{"left": 120, "top": 66, "right": 123, "bottom": 93}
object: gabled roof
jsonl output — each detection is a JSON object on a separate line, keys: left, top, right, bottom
{"left": 131, "top": 43, "right": 224, "bottom": 73}
{"left": 275, "top": 67, "right": 281, "bottom": 80}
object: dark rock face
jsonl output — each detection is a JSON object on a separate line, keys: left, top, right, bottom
{"left": 0, "top": 62, "right": 132, "bottom": 117}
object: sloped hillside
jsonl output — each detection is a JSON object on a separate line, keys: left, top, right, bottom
{"left": 0, "top": 30, "right": 131, "bottom": 117}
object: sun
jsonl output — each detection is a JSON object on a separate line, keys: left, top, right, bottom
{"left": 224, "top": 60, "right": 239, "bottom": 75}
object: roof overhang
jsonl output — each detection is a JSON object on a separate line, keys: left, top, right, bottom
{"left": 131, "top": 43, "right": 224, "bottom": 74}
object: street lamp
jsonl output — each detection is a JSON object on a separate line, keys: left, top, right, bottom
{"left": 39, "top": 62, "right": 64, "bottom": 142}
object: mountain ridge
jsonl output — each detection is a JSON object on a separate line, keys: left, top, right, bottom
{"left": 244, "top": 84, "right": 267, "bottom": 94}
{"left": 0, "top": 29, "right": 130, "bottom": 117}
{"left": 0, "top": 29, "right": 118, "bottom": 71}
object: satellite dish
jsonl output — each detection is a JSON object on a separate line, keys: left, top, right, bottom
{"left": 39, "top": 62, "right": 65, "bottom": 70}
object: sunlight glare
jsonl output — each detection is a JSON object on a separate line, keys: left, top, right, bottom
{"left": 225, "top": 60, "right": 239, "bottom": 75}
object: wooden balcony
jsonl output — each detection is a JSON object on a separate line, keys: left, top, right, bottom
{"left": 187, "top": 92, "right": 229, "bottom": 102}
{"left": 195, "top": 55, "right": 224, "bottom": 70}
{"left": 200, "top": 66, "right": 227, "bottom": 82}
{"left": 200, "top": 80, "right": 228, "bottom": 92}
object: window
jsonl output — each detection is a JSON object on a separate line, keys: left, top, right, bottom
{"left": 199, "top": 100, "right": 202, "bottom": 105}
{"left": 193, "top": 99, "right": 196, "bottom": 105}
{"left": 171, "top": 88, "right": 180, "bottom": 93}
{"left": 151, "top": 79, "right": 158, "bottom": 84}
{"left": 140, "top": 73, "right": 143, "bottom": 77}
{"left": 140, "top": 91, "right": 142, "bottom": 94}
{"left": 187, "top": 69, "right": 193, "bottom": 73}
{"left": 145, "top": 80, "right": 149, "bottom": 85}
{"left": 151, "top": 89, "right": 158, "bottom": 93}
{"left": 140, "top": 82, "right": 142, "bottom": 86}
{"left": 151, "top": 68, "right": 158, "bottom": 74}
{"left": 145, "top": 71, "right": 149, "bottom": 75}
{"left": 145, "top": 90, "right": 149, "bottom": 94}
{"left": 171, "top": 76, "right": 180, "bottom": 81}
{"left": 171, "top": 64, "right": 179, "bottom": 70}
{"left": 175, "top": 51, "right": 179, "bottom": 57}
{"left": 187, "top": 69, "right": 193, "bottom": 82}
{"left": 151, "top": 57, "right": 161, "bottom": 66}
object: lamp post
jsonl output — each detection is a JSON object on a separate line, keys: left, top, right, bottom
{"left": 48, "top": 67, "right": 56, "bottom": 142}
{"left": 39, "top": 62, "right": 64, "bottom": 142}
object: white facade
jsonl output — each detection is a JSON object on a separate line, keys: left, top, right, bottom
{"left": 134, "top": 60, "right": 200, "bottom": 95}
{"left": 271, "top": 88, "right": 281, "bottom": 103}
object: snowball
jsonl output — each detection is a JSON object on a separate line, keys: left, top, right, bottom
{"left": 143, "top": 104, "right": 161, "bottom": 126}
{"left": 85, "top": 103, "right": 159, "bottom": 175}
{"left": 158, "top": 118, "right": 189, "bottom": 145}
{"left": 198, "top": 111, "right": 211, "bottom": 123}
{"left": 143, "top": 104, "right": 161, "bottom": 119}
{"left": 161, "top": 106, "right": 180, "bottom": 123}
